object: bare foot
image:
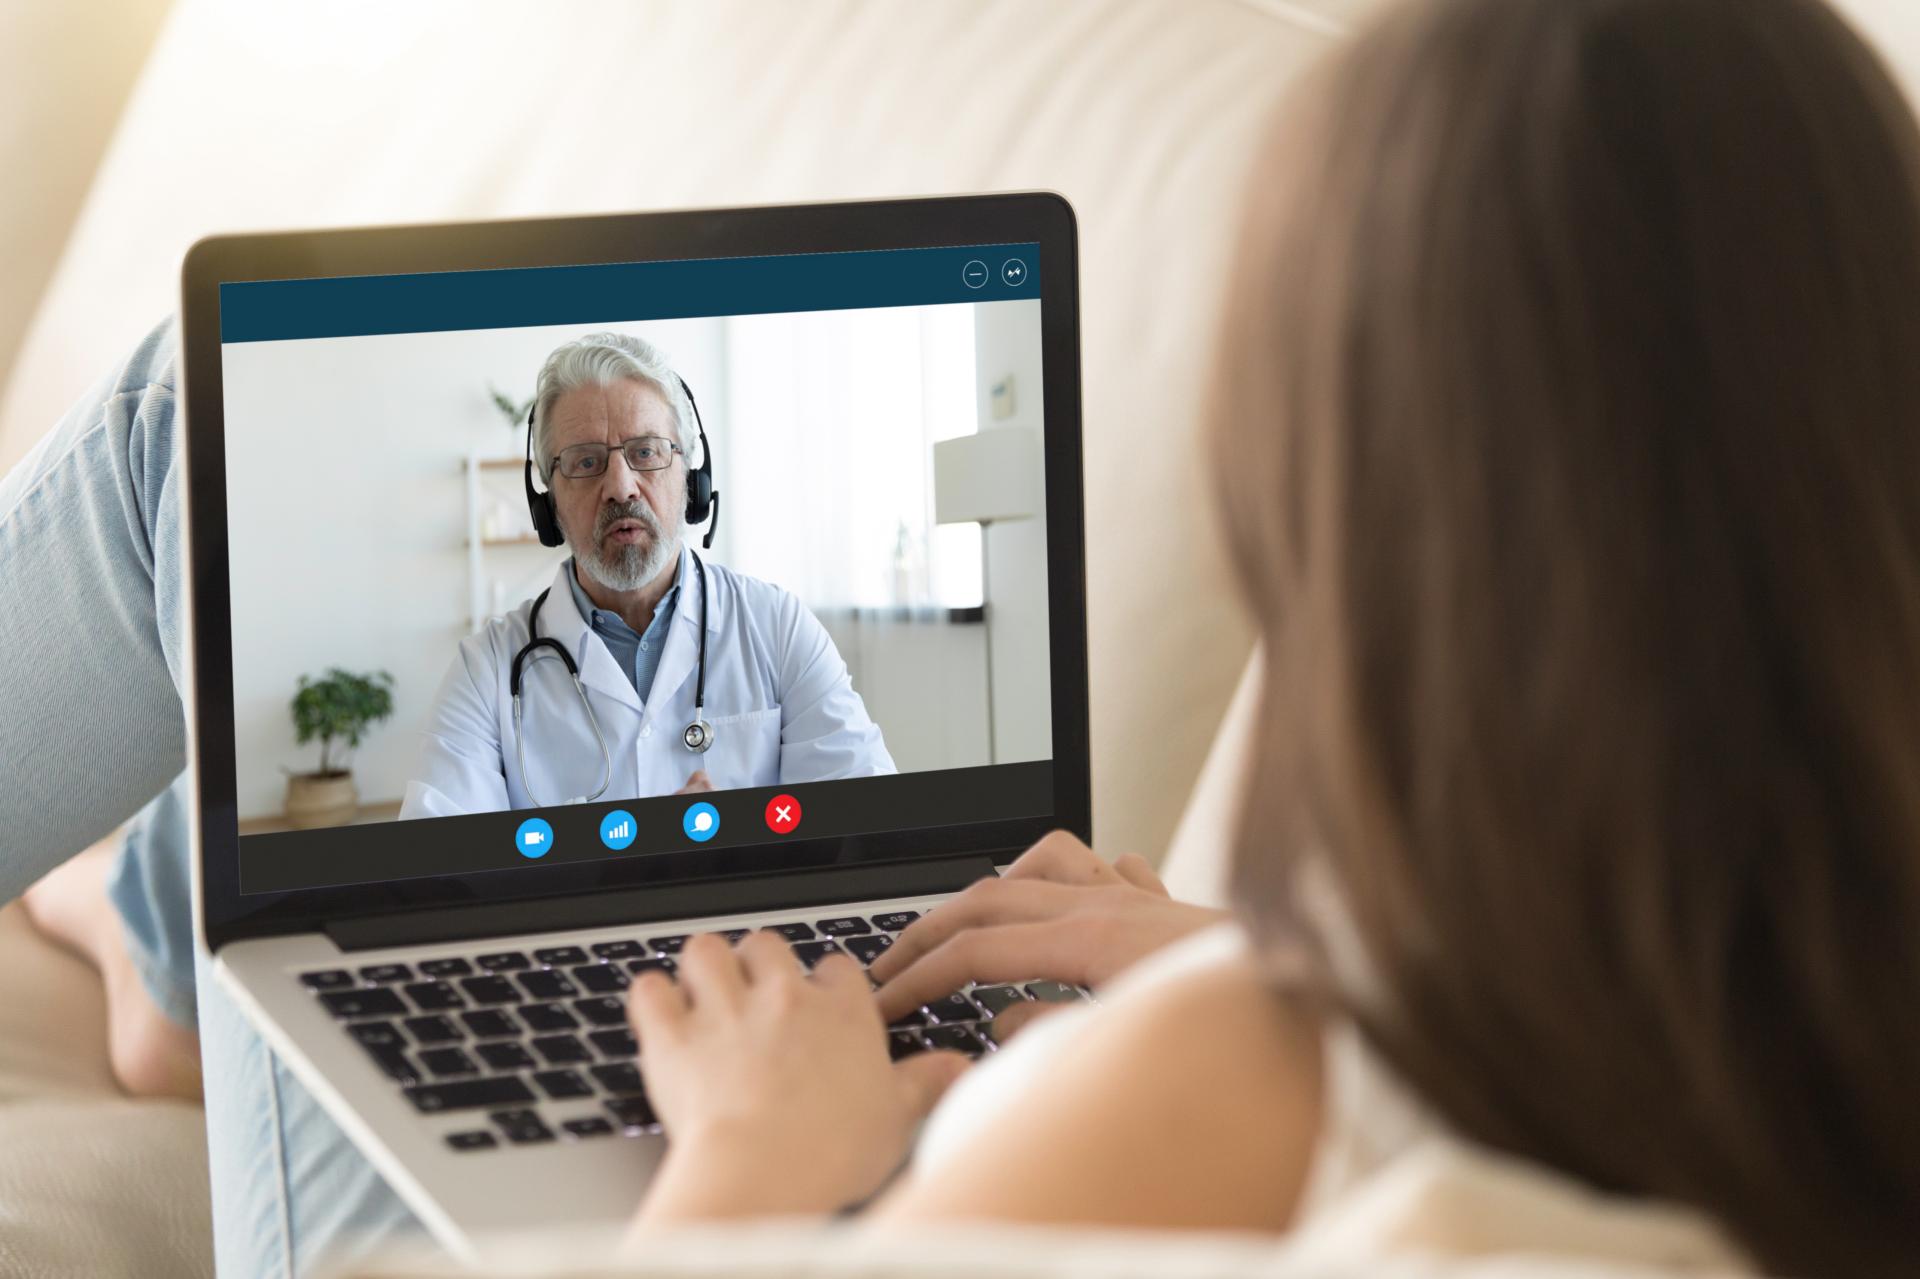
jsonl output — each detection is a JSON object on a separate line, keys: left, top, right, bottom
{"left": 22, "top": 842, "right": 203, "bottom": 1102}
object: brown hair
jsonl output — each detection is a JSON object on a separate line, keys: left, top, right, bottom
{"left": 1214, "top": 0, "right": 1920, "bottom": 1274}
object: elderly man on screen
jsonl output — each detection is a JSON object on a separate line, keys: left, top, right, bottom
{"left": 400, "top": 332, "right": 894, "bottom": 818}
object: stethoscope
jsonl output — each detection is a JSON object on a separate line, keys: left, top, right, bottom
{"left": 508, "top": 551, "right": 715, "bottom": 807}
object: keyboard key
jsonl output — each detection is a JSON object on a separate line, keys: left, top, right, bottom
{"left": 300, "top": 969, "right": 354, "bottom": 990}
{"left": 605, "top": 1096, "right": 658, "bottom": 1129}
{"left": 461, "top": 1010, "right": 520, "bottom": 1039}
{"left": 517, "top": 970, "right": 579, "bottom": 1001}
{"left": 590, "top": 940, "right": 645, "bottom": 960}
{"left": 534, "top": 945, "right": 589, "bottom": 966}
{"left": 1025, "top": 981, "right": 1086, "bottom": 1003}
{"left": 445, "top": 1130, "right": 497, "bottom": 1151}
{"left": 346, "top": 1020, "right": 403, "bottom": 1047}
{"left": 518, "top": 1002, "right": 578, "bottom": 1032}
{"left": 590, "top": 1063, "right": 648, "bottom": 1096}
{"left": 533, "top": 1069, "right": 594, "bottom": 1101}
{"left": 530, "top": 1034, "right": 593, "bottom": 1065}
{"left": 888, "top": 1030, "right": 926, "bottom": 1060}
{"left": 816, "top": 916, "right": 872, "bottom": 937}
{"left": 772, "top": 921, "right": 816, "bottom": 941}
{"left": 418, "top": 957, "right": 473, "bottom": 979}
{"left": 459, "top": 975, "right": 523, "bottom": 1006}
{"left": 359, "top": 963, "right": 412, "bottom": 984}
{"left": 924, "top": 993, "right": 981, "bottom": 1024}
{"left": 872, "top": 911, "right": 920, "bottom": 932}
{"left": 572, "top": 964, "right": 628, "bottom": 994}
{"left": 791, "top": 939, "right": 843, "bottom": 968}
{"left": 475, "top": 952, "right": 531, "bottom": 972}
{"left": 646, "top": 935, "right": 688, "bottom": 954}
{"left": 843, "top": 935, "right": 892, "bottom": 965}
{"left": 404, "top": 981, "right": 466, "bottom": 1012}
{"left": 562, "top": 1116, "right": 616, "bottom": 1139}
{"left": 356, "top": 1038, "right": 419, "bottom": 1083}
{"left": 888, "top": 1009, "right": 927, "bottom": 1029}
{"left": 417, "top": 1047, "right": 480, "bottom": 1077}
{"left": 625, "top": 957, "right": 677, "bottom": 979}
{"left": 475, "top": 1041, "right": 537, "bottom": 1072}
{"left": 923, "top": 1024, "right": 987, "bottom": 1055}
{"left": 715, "top": 928, "right": 751, "bottom": 944}
{"left": 970, "top": 985, "right": 1030, "bottom": 1017}
{"left": 588, "top": 1028, "right": 638, "bottom": 1059}
{"left": 490, "top": 1108, "right": 554, "bottom": 1145}
{"left": 319, "top": 988, "right": 406, "bottom": 1018}
{"left": 403, "top": 1077, "right": 535, "bottom": 1113}
{"left": 573, "top": 997, "right": 628, "bottom": 1027}
{"left": 403, "top": 1015, "right": 464, "bottom": 1045}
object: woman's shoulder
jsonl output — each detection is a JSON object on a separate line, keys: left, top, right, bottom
{"left": 890, "top": 932, "right": 1325, "bottom": 1233}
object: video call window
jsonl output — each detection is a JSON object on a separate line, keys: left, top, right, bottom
{"left": 221, "top": 293, "right": 1052, "bottom": 851}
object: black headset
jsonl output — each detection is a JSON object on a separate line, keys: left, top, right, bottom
{"left": 522, "top": 373, "right": 721, "bottom": 551}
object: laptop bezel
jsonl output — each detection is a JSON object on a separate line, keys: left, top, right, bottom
{"left": 180, "top": 192, "right": 1088, "bottom": 953}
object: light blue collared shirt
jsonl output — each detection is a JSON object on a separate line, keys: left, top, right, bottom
{"left": 565, "top": 556, "right": 680, "bottom": 704}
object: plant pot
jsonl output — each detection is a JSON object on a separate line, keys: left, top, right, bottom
{"left": 285, "top": 771, "right": 358, "bottom": 829}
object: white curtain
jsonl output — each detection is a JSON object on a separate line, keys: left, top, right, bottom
{"left": 720, "top": 305, "right": 982, "bottom": 610}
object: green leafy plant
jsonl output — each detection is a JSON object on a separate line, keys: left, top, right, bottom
{"left": 291, "top": 668, "right": 395, "bottom": 777}
{"left": 489, "top": 384, "right": 534, "bottom": 430}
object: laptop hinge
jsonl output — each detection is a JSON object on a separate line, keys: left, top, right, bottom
{"left": 322, "top": 854, "right": 998, "bottom": 953}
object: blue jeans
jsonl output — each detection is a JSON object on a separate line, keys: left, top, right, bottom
{"left": 0, "top": 319, "right": 424, "bottom": 1276}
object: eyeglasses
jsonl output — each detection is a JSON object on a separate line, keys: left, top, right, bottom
{"left": 550, "top": 436, "right": 681, "bottom": 480}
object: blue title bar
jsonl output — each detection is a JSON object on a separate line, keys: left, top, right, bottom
{"left": 219, "top": 242, "right": 1041, "bottom": 343}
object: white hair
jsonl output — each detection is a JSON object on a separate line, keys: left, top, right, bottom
{"left": 530, "top": 332, "right": 697, "bottom": 483}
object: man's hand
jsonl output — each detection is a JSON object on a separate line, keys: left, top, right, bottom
{"left": 628, "top": 932, "right": 967, "bottom": 1227}
{"left": 673, "top": 770, "right": 714, "bottom": 795}
{"left": 869, "top": 831, "right": 1229, "bottom": 1027}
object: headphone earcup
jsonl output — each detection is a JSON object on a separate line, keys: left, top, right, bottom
{"left": 685, "top": 464, "right": 713, "bottom": 526}
{"left": 522, "top": 404, "right": 567, "bottom": 548}
{"left": 529, "top": 490, "right": 564, "bottom": 548}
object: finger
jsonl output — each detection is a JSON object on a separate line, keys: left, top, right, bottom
{"left": 626, "top": 969, "right": 685, "bottom": 1044}
{"left": 809, "top": 949, "right": 869, "bottom": 994}
{"left": 737, "top": 928, "right": 801, "bottom": 985}
{"left": 1112, "top": 852, "right": 1170, "bottom": 897}
{"left": 1001, "top": 829, "right": 1114, "bottom": 886}
{"left": 893, "top": 1050, "right": 970, "bottom": 1118}
{"left": 867, "top": 877, "right": 1083, "bottom": 984}
{"left": 983, "top": 997, "right": 1068, "bottom": 1046}
{"left": 676, "top": 931, "right": 748, "bottom": 1012}
{"left": 874, "top": 920, "right": 1091, "bottom": 1023}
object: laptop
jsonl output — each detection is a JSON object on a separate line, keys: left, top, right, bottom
{"left": 176, "top": 193, "right": 1088, "bottom": 1255}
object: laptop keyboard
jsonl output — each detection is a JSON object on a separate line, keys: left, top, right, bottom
{"left": 296, "top": 910, "right": 1087, "bottom": 1154}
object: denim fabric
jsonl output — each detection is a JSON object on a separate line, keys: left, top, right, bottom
{"left": 0, "top": 317, "right": 423, "bottom": 1274}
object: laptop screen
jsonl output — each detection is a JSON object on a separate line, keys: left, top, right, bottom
{"left": 216, "top": 241, "right": 1059, "bottom": 897}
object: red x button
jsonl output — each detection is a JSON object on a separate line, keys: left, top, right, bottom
{"left": 764, "top": 793, "right": 802, "bottom": 835}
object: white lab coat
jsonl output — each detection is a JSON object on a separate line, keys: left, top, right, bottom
{"left": 400, "top": 551, "right": 895, "bottom": 817}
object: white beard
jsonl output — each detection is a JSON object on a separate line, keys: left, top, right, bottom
{"left": 573, "top": 504, "right": 681, "bottom": 592}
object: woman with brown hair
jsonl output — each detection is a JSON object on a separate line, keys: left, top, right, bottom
{"left": 621, "top": 0, "right": 1920, "bottom": 1275}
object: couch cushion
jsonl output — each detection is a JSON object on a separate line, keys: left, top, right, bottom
{"left": 0, "top": 900, "right": 213, "bottom": 1279}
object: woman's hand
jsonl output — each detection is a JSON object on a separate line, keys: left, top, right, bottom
{"left": 869, "top": 831, "right": 1230, "bottom": 1027}
{"left": 627, "top": 930, "right": 968, "bottom": 1227}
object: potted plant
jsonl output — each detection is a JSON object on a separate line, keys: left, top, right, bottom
{"left": 285, "top": 668, "right": 395, "bottom": 829}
